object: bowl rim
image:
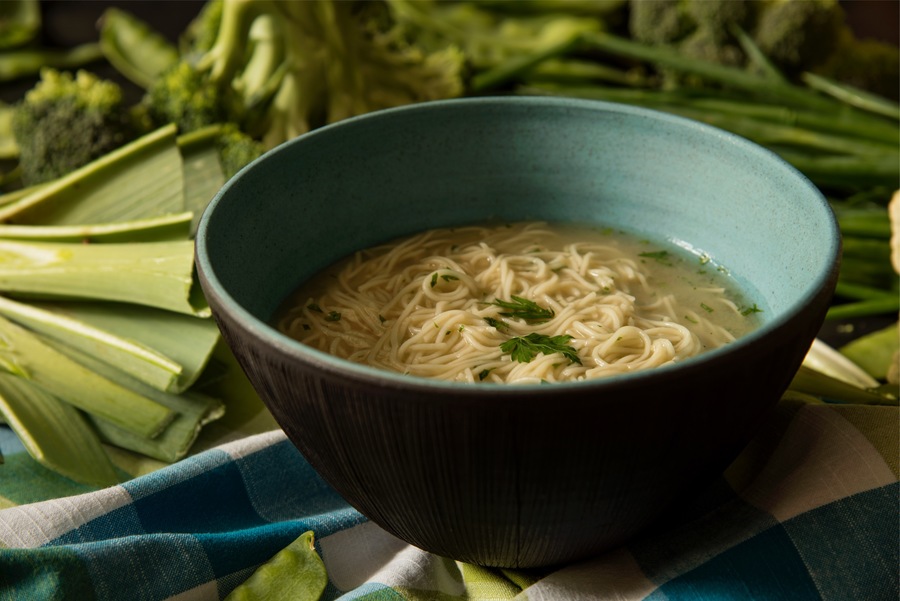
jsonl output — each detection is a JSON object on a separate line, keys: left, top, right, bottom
{"left": 195, "top": 95, "right": 841, "bottom": 396}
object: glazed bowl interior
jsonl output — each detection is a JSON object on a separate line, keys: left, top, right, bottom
{"left": 195, "top": 97, "right": 840, "bottom": 567}
{"left": 201, "top": 97, "right": 836, "bottom": 374}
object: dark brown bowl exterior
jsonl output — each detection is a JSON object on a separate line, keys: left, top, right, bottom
{"left": 201, "top": 277, "right": 831, "bottom": 567}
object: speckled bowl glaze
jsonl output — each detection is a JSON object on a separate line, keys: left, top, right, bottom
{"left": 195, "top": 97, "right": 839, "bottom": 568}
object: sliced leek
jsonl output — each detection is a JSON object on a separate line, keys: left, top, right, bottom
{"left": 804, "top": 338, "right": 880, "bottom": 389}
{"left": 0, "top": 211, "right": 193, "bottom": 243}
{"left": 839, "top": 323, "right": 900, "bottom": 382}
{"left": 0, "top": 296, "right": 212, "bottom": 393}
{"left": 791, "top": 365, "right": 898, "bottom": 406}
{"left": 48, "top": 339, "right": 225, "bottom": 463}
{"left": 0, "top": 313, "right": 174, "bottom": 437}
{"left": 0, "top": 182, "right": 47, "bottom": 207}
{"left": 0, "top": 124, "right": 184, "bottom": 224}
{"left": 179, "top": 125, "right": 227, "bottom": 235}
{"left": 0, "top": 373, "right": 120, "bottom": 487}
{"left": 794, "top": 338, "right": 899, "bottom": 406}
{"left": 0, "top": 239, "right": 209, "bottom": 316}
{"left": 9, "top": 299, "right": 221, "bottom": 393}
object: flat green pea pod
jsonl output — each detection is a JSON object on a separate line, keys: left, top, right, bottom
{"left": 98, "top": 7, "right": 179, "bottom": 89}
{"left": 226, "top": 531, "right": 328, "bottom": 601}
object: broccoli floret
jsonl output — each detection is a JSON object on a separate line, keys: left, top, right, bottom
{"left": 628, "top": 0, "right": 693, "bottom": 45}
{"left": 11, "top": 68, "right": 136, "bottom": 185}
{"left": 628, "top": 0, "right": 753, "bottom": 87}
{"left": 679, "top": 27, "right": 744, "bottom": 68}
{"left": 814, "top": 29, "right": 900, "bottom": 101}
{"left": 389, "top": 0, "right": 602, "bottom": 77}
{"left": 752, "top": 0, "right": 845, "bottom": 76}
{"left": 628, "top": 0, "right": 756, "bottom": 46}
{"left": 142, "top": 59, "right": 241, "bottom": 133}
{"left": 216, "top": 123, "right": 264, "bottom": 178}
{"left": 683, "top": 0, "right": 754, "bottom": 43}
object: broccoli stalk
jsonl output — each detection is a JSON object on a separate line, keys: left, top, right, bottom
{"left": 141, "top": 0, "right": 465, "bottom": 148}
{"left": 11, "top": 68, "right": 138, "bottom": 185}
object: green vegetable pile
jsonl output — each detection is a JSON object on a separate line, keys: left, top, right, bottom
{"left": 0, "top": 0, "right": 896, "bottom": 484}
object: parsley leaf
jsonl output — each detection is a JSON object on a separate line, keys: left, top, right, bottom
{"left": 484, "top": 316, "right": 508, "bottom": 332}
{"left": 430, "top": 272, "right": 459, "bottom": 288}
{"left": 500, "top": 333, "right": 581, "bottom": 365}
{"left": 741, "top": 303, "right": 763, "bottom": 316}
{"left": 491, "top": 296, "right": 554, "bottom": 323}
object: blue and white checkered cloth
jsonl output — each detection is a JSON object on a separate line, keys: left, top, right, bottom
{"left": 0, "top": 395, "right": 897, "bottom": 600}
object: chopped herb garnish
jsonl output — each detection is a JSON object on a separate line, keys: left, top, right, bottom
{"left": 458, "top": 324, "right": 465, "bottom": 332}
{"left": 491, "top": 296, "right": 555, "bottom": 323}
{"left": 484, "top": 316, "right": 508, "bottom": 331}
{"left": 638, "top": 250, "right": 673, "bottom": 265}
{"left": 302, "top": 323, "right": 311, "bottom": 331}
{"left": 325, "top": 311, "right": 341, "bottom": 321}
{"left": 478, "top": 368, "right": 492, "bottom": 381}
{"left": 684, "top": 315, "right": 698, "bottom": 324}
{"left": 741, "top": 303, "right": 763, "bottom": 316}
{"left": 378, "top": 314, "right": 386, "bottom": 324}
{"left": 700, "top": 302, "right": 714, "bottom": 313}
{"left": 500, "top": 333, "right": 581, "bottom": 365}
{"left": 307, "top": 303, "right": 322, "bottom": 312}
{"left": 430, "top": 272, "right": 459, "bottom": 288}
{"left": 698, "top": 253, "right": 711, "bottom": 265}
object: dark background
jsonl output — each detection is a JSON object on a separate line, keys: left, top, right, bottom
{"left": 37, "top": 0, "right": 900, "bottom": 43}
{"left": 35, "top": 0, "right": 899, "bottom": 46}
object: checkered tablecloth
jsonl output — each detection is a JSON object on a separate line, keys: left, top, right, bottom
{"left": 0, "top": 393, "right": 897, "bottom": 601}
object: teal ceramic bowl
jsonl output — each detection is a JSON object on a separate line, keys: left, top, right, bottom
{"left": 195, "top": 97, "right": 839, "bottom": 568}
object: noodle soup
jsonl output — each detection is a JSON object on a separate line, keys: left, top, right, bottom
{"left": 275, "top": 222, "right": 762, "bottom": 384}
